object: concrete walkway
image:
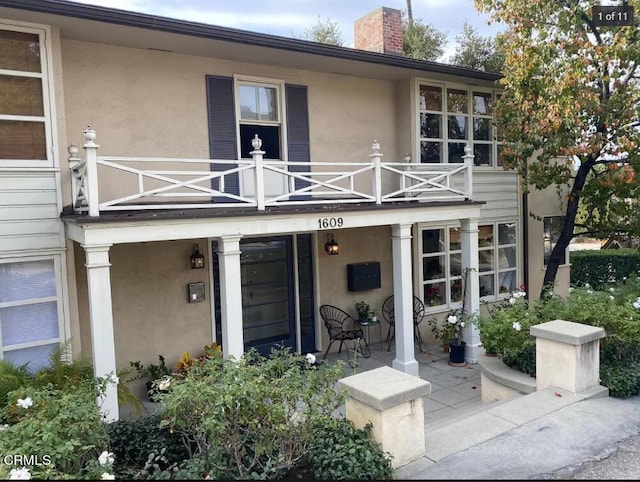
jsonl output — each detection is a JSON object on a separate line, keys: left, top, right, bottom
{"left": 397, "top": 391, "right": 640, "bottom": 479}
{"left": 326, "top": 342, "right": 640, "bottom": 480}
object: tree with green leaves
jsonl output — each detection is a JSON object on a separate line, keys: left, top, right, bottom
{"left": 449, "top": 21, "right": 505, "bottom": 72}
{"left": 475, "top": 0, "right": 640, "bottom": 297}
{"left": 298, "top": 15, "right": 344, "bottom": 46}
{"left": 402, "top": 11, "right": 447, "bottom": 61}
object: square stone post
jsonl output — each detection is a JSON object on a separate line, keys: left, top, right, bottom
{"left": 531, "top": 320, "right": 608, "bottom": 396}
{"left": 338, "top": 366, "right": 431, "bottom": 468}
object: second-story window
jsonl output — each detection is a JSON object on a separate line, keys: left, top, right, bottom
{"left": 0, "top": 27, "right": 50, "bottom": 165}
{"left": 237, "top": 80, "right": 282, "bottom": 159}
{"left": 418, "top": 82, "right": 503, "bottom": 169}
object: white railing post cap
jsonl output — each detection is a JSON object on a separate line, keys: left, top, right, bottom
{"left": 83, "top": 125, "right": 99, "bottom": 147}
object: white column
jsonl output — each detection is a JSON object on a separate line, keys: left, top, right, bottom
{"left": 250, "top": 135, "right": 266, "bottom": 211}
{"left": 460, "top": 218, "right": 481, "bottom": 363}
{"left": 370, "top": 140, "right": 383, "bottom": 204}
{"left": 391, "top": 223, "right": 419, "bottom": 376}
{"left": 218, "top": 236, "right": 244, "bottom": 359}
{"left": 83, "top": 126, "right": 100, "bottom": 217}
{"left": 83, "top": 244, "right": 118, "bottom": 421}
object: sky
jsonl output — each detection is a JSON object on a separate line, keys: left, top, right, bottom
{"left": 71, "top": 0, "right": 505, "bottom": 60}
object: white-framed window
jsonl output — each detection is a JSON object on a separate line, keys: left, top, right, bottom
{"left": 417, "top": 82, "right": 505, "bottom": 169}
{"left": 235, "top": 76, "right": 285, "bottom": 160}
{"left": 418, "top": 221, "right": 519, "bottom": 310}
{"left": 0, "top": 258, "right": 66, "bottom": 371}
{"left": 543, "top": 216, "right": 567, "bottom": 266}
{"left": 0, "top": 24, "right": 53, "bottom": 167}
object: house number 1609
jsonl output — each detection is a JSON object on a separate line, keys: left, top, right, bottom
{"left": 318, "top": 217, "right": 343, "bottom": 229}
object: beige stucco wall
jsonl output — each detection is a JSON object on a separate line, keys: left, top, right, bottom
{"left": 316, "top": 225, "right": 393, "bottom": 350}
{"left": 526, "top": 184, "right": 571, "bottom": 300}
{"left": 58, "top": 39, "right": 402, "bottom": 190}
{"left": 74, "top": 239, "right": 213, "bottom": 396}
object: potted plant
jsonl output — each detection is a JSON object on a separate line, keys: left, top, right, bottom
{"left": 128, "top": 354, "right": 172, "bottom": 402}
{"left": 354, "top": 301, "right": 372, "bottom": 323}
{"left": 447, "top": 310, "right": 481, "bottom": 365}
{"left": 427, "top": 315, "right": 457, "bottom": 352}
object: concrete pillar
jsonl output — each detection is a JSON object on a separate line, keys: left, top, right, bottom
{"left": 460, "top": 218, "right": 481, "bottom": 363}
{"left": 531, "top": 320, "right": 608, "bottom": 396}
{"left": 338, "top": 366, "right": 431, "bottom": 468}
{"left": 83, "top": 244, "right": 118, "bottom": 421}
{"left": 217, "top": 236, "right": 244, "bottom": 359}
{"left": 391, "top": 223, "right": 419, "bottom": 376}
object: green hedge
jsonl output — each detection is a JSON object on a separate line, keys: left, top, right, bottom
{"left": 570, "top": 249, "right": 640, "bottom": 289}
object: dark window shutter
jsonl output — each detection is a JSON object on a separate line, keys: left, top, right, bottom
{"left": 285, "top": 84, "right": 310, "bottom": 200}
{"left": 206, "top": 75, "right": 239, "bottom": 200}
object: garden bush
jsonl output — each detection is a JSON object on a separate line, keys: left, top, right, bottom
{"left": 571, "top": 249, "right": 640, "bottom": 289}
{"left": 0, "top": 378, "right": 114, "bottom": 479}
{"left": 158, "top": 346, "right": 348, "bottom": 480}
{"left": 477, "top": 284, "right": 640, "bottom": 397}
{"left": 107, "top": 413, "right": 190, "bottom": 476}
{"left": 305, "top": 417, "right": 394, "bottom": 480}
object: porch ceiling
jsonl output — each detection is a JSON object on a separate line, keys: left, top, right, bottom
{"left": 62, "top": 200, "right": 484, "bottom": 246}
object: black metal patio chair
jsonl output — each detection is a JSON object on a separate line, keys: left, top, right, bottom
{"left": 319, "top": 304, "right": 371, "bottom": 360}
{"left": 381, "top": 295, "right": 425, "bottom": 352}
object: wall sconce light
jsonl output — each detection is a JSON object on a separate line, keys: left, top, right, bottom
{"left": 324, "top": 234, "right": 340, "bottom": 255}
{"left": 190, "top": 244, "right": 205, "bottom": 269}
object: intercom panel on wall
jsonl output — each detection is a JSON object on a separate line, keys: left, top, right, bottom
{"left": 188, "top": 282, "right": 205, "bottom": 303}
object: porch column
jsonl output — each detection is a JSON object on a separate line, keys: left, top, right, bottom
{"left": 83, "top": 244, "right": 118, "bottom": 421}
{"left": 460, "top": 218, "right": 481, "bottom": 363}
{"left": 218, "top": 236, "right": 244, "bottom": 359}
{"left": 391, "top": 223, "right": 419, "bottom": 376}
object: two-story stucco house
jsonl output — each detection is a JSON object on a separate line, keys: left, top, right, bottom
{"left": 0, "top": 0, "right": 570, "bottom": 419}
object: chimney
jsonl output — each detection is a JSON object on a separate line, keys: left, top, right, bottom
{"left": 354, "top": 7, "right": 403, "bottom": 55}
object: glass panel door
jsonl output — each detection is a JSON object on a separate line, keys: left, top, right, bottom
{"left": 240, "top": 237, "right": 295, "bottom": 354}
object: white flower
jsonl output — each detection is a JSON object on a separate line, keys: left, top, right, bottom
{"left": 460, "top": 322, "right": 465, "bottom": 328}
{"left": 633, "top": 301, "right": 640, "bottom": 310}
{"left": 512, "top": 321, "right": 522, "bottom": 331}
{"left": 98, "top": 451, "right": 115, "bottom": 466}
{"left": 108, "top": 373, "right": 119, "bottom": 385}
{"left": 158, "top": 377, "right": 171, "bottom": 391}
{"left": 568, "top": 287, "right": 574, "bottom": 293}
{"left": 16, "top": 397, "right": 33, "bottom": 409}
{"left": 585, "top": 283, "right": 591, "bottom": 288}
{"left": 609, "top": 288, "right": 615, "bottom": 293}
{"left": 305, "top": 353, "right": 316, "bottom": 365}
{"left": 587, "top": 290, "right": 593, "bottom": 294}
{"left": 509, "top": 297, "right": 516, "bottom": 305}
{"left": 9, "top": 468, "right": 31, "bottom": 480}
{"left": 448, "top": 315, "right": 458, "bottom": 324}
{"left": 0, "top": 424, "right": 9, "bottom": 431}
{"left": 609, "top": 296, "right": 615, "bottom": 301}
{"left": 100, "top": 473, "right": 115, "bottom": 480}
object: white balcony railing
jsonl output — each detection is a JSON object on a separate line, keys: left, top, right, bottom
{"left": 68, "top": 127, "right": 474, "bottom": 217}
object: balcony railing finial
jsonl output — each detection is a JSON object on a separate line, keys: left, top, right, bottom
{"left": 68, "top": 142, "right": 79, "bottom": 160}
{"left": 83, "top": 125, "right": 98, "bottom": 148}
{"left": 371, "top": 139, "right": 381, "bottom": 155}
{"left": 251, "top": 134, "right": 263, "bottom": 152}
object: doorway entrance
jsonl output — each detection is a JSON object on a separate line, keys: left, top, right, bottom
{"left": 213, "top": 234, "right": 316, "bottom": 355}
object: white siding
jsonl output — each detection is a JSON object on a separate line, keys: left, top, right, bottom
{"left": 0, "top": 173, "right": 64, "bottom": 254}
{"left": 452, "top": 171, "right": 519, "bottom": 220}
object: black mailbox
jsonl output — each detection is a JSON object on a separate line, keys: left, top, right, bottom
{"left": 347, "top": 261, "right": 381, "bottom": 292}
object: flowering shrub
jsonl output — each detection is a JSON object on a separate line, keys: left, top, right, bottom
{"left": 478, "top": 282, "right": 640, "bottom": 396}
{"left": 0, "top": 377, "right": 112, "bottom": 479}
{"left": 158, "top": 346, "right": 348, "bottom": 479}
